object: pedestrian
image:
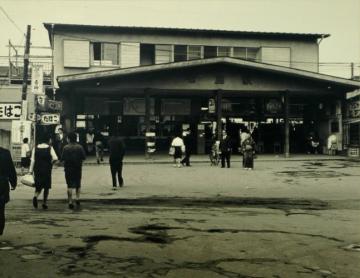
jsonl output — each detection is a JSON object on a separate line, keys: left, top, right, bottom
{"left": 85, "top": 129, "right": 95, "bottom": 155}
{"left": 61, "top": 132, "right": 86, "bottom": 209}
{"left": 21, "top": 137, "right": 31, "bottom": 175}
{"left": 241, "top": 135, "right": 256, "bottom": 170}
{"left": 0, "top": 147, "right": 17, "bottom": 236}
{"left": 94, "top": 131, "right": 104, "bottom": 164}
{"left": 29, "top": 134, "right": 58, "bottom": 210}
{"left": 170, "top": 133, "right": 185, "bottom": 167}
{"left": 108, "top": 131, "right": 125, "bottom": 190}
{"left": 219, "top": 130, "right": 232, "bottom": 168}
{"left": 181, "top": 128, "right": 194, "bottom": 167}
{"left": 54, "top": 128, "right": 66, "bottom": 158}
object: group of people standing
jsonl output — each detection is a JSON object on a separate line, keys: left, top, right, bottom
{"left": 170, "top": 127, "right": 256, "bottom": 170}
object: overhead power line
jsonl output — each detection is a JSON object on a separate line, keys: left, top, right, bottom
{"left": 0, "top": 6, "right": 25, "bottom": 37}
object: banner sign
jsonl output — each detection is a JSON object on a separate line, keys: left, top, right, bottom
{"left": 161, "top": 99, "right": 191, "bottom": 115}
{"left": 36, "top": 95, "right": 63, "bottom": 112}
{"left": 123, "top": 98, "right": 155, "bottom": 115}
{"left": 39, "top": 113, "right": 60, "bottom": 125}
{"left": 0, "top": 103, "right": 22, "bottom": 119}
{"left": 31, "top": 65, "right": 44, "bottom": 94}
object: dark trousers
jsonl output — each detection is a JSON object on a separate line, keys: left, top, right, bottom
{"left": 221, "top": 152, "right": 231, "bottom": 168}
{"left": 0, "top": 196, "right": 5, "bottom": 235}
{"left": 181, "top": 152, "right": 191, "bottom": 166}
{"left": 110, "top": 160, "right": 123, "bottom": 187}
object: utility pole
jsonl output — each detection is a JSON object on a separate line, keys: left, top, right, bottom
{"left": 351, "top": 62, "right": 354, "bottom": 79}
{"left": 21, "top": 25, "right": 31, "bottom": 120}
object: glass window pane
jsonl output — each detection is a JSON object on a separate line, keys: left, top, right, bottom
{"left": 217, "top": 46, "right": 231, "bottom": 57}
{"left": 188, "top": 46, "right": 202, "bottom": 60}
{"left": 102, "top": 43, "right": 118, "bottom": 65}
{"left": 233, "top": 47, "right": 246, "bottom": 59}
{"left": 247, "top": 48, "right": 259, "bottom": 61}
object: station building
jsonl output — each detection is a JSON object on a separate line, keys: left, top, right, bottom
{"left": 44, "top": 23, "right": 360, "bottom": 154}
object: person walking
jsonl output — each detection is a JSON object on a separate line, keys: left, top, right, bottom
{"left": 94, "top": 131, "right": 104, "bottom": 164}
{"left": 170, "top": 133, "right": 185, "bottom": 168}
{"left": 0, "top": 147, "right": 17, "bottom": 236}
{"left": 85, "top": 129, "right": 95, "bottom": 155}
{"left": 20, "top": 137, "right": 31, "bottom": 175}
{"left": 29, "top": 134, "right": 58, "bottom": 210}
{"left": 219, "top": 130, "right": 232, "bottom": 168}
{"left": 61, "top": 132, "right": 86, "bottom": 209}
{"left": 108, "top": 131, "right": 125, "bottom": 190}
{"left": 181, "top": 129, "right": 194, "bottom": 167}
{"left": 241, "top": 135, "right": 256, "bottom": 170}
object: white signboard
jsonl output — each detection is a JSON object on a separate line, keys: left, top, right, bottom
{"left": 31, "top": 65, "right": 44, "bottom": 94}
{"left": 0, "top": 103, "right": 22, "bottom": 119}
{"left": 11, "top": 120, "right": 32, "bottom": 144}
{"left": 40, "top": 113, "right": 60, "bottom": 125}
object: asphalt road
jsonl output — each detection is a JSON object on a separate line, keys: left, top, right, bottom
{"left": 1, "top": 159, "right": 360, "bottom": 278}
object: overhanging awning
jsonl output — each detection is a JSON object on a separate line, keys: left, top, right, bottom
{"left": 57, "top": 57, "right": 360, "bottom": 92}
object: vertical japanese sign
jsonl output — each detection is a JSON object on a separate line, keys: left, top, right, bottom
{"left": 11, "top": 120, "right": 32, "bottom": 144}
{"left": 31, "top": 65, "right": 44, "bottom": 94}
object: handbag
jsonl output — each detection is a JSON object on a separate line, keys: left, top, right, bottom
{"left": 169, "top": 146, "right": 175, "bottom": 156}
{"left": 21, "top": 174, "right": 35, "bottom": 187}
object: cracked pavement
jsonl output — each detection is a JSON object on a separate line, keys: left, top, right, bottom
{"left": 1, "top": 158, "right": 360, "bottom": 277}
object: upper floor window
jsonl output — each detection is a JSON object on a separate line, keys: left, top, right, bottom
{"left": 233, "top": 47, "right": 259, "bottom": 61}
{"left": 91, "top": 42, "right": 119, "bottom": 66}
{"left": 217, "top": 46, "right": 232, "bottom": 57}
{"left": 188, "top": 45, "right": 203, "bottom": 60}
{"left": 174, "top": 45, "right": 187, "bottom": 62}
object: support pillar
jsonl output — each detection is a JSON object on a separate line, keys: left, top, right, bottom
{"left": 216, "top": 90, "right": 222, "bottom": 140}
{"left": 283, "top": 91, "right": 290, "bottom": 158}
{"left": 145, "top": 90, "right": 151, "bottom": 159}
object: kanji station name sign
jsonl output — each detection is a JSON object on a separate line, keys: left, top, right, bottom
{"left": 0, "top": 103, "right": 22, "bottom": 119}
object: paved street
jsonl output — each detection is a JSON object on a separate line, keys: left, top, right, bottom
{"left": 1, "top": 156, "right": 360, "bottom": 277}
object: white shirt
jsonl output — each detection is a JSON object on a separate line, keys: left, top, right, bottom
{"left": 21, "top": 143, "right": 30, "bottom": 158}
{"left": 171, "top": 137, "right": 185, "bottom": 147}
{"left": 86, "top": 133, "right": 94, "bottom": 144}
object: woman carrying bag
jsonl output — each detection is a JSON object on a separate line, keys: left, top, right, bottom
{"left": 170, "top": 133, "right": 185, "bottom": 168}
{"left": 29, "top": 134, "right": 58, "bottom": 209}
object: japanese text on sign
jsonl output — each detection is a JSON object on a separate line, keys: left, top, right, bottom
{"left": 0, "top": 103, "right": 22, "bottom": 119}
{"left": 40, "top": 113, "right": 60, "bottom": 125}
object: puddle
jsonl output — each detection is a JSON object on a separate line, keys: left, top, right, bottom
{"left": 277, "top": 170, "right": 350, "bottom": 178}
{"left": 343, "top": 244, "right": 360, "bottom": 252}
{"left": 0, "top": 246, "right": 14, "bottom": 250}
{"left": 21, "top": 254, "right": 43, "bottom": 260}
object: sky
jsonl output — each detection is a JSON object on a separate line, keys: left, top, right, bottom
{"left": 0, "top": 0, "right": 359, "bottom": 78}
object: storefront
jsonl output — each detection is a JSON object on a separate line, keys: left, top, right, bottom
{"left": 56, "top": 57, "right": 360, "bottom": 155}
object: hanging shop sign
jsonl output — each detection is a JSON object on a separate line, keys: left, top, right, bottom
{"left": 348, "top": 99, "right": 360, "bottom": 118}
{"left": 31, "top": 65, "right": 44, "bottom": 94}
{"left": 266, "top": 99, "right": 282, "bottom": 114}
{"left": 36, "top": 95, "right": 63, "bottom": 112}
{"left": 39, "top": 113, "right": 60, "bottom": 125}
{"left": 208, "top": 98, "right": 216, "bottom": 113}
{"left": 123, "top": 98, "right": 155, "bottom": 115}
{"left": 0, "top": 103, "right": 22, "bottom": 120}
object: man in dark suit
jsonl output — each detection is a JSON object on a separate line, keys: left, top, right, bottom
{"left": 219, "top": 130, "right": 232, "bottom": 168}
{"left": 181, "top": 129, "right": 194, "bottom": 167}
{"left": 108, "top": 131, "right": 125, "bottom": 190}
{"left": 0, "top": 147, "right": 17, "bottom": 235}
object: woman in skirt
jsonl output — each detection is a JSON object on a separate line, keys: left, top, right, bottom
{"left": 241, "top": 136, "right": 256, "bottom": 170}
{"left": 170, "top": 134, "right": 185, "bottom": 168}
{"left": 29, "top": 134, "right": 58, "bottom": 209}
